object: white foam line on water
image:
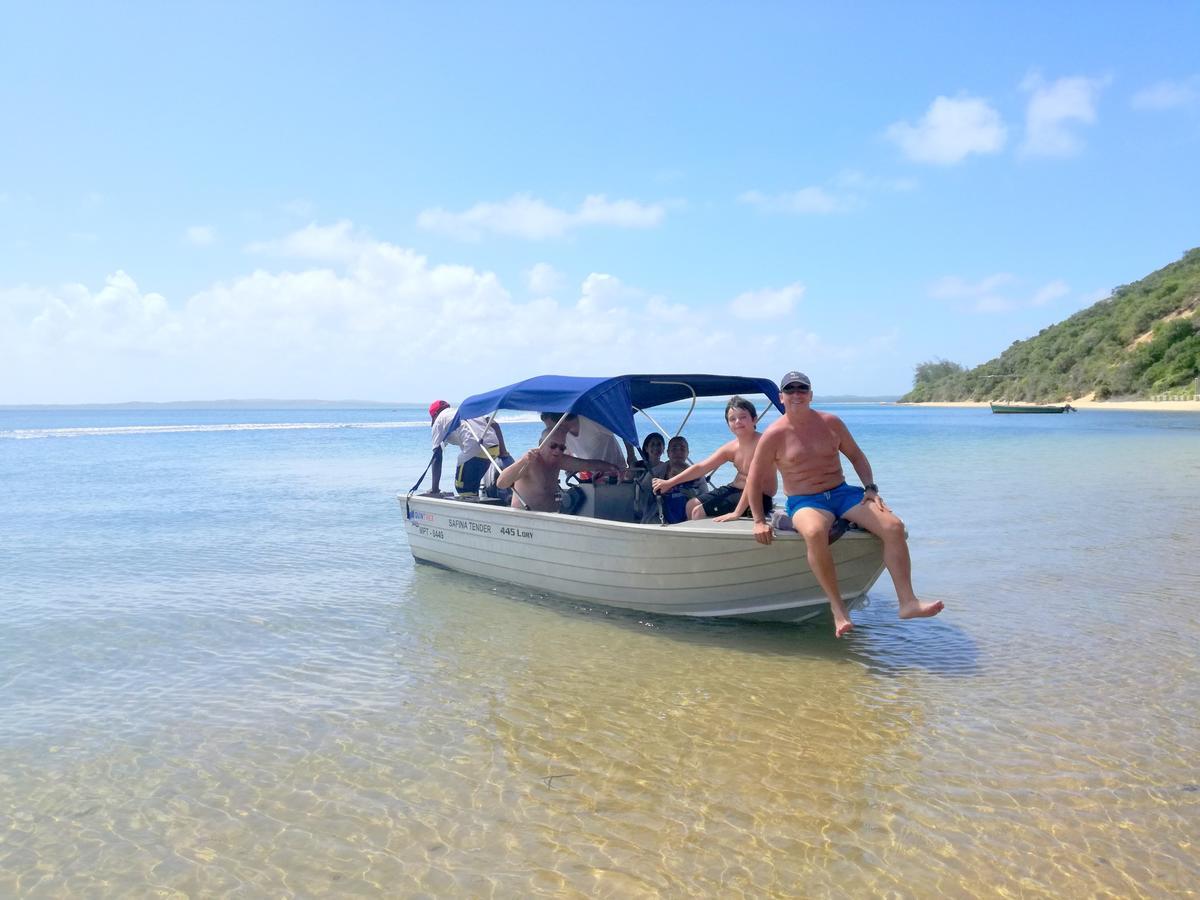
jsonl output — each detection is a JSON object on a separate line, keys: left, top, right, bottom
{"left": 0, "top": 411, "right": 543, "bottom": 440}
{"left": 2, "top": 421, "right": 424, "bottom": 439}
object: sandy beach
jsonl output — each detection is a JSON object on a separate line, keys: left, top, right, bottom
{"left": 903, "top": 399, "right": 1200, "bottom": 412}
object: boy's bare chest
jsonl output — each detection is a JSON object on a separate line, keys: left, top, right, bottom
{"left": 732, "top": 444, "right": 755, "bottom": 474}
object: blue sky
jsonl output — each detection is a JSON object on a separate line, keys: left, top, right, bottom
{"left": 2, "top": 2, "right": 1198, "bottom": 403}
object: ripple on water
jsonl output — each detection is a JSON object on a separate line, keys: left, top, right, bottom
{"left": 2, "top": 410, "right": 1199, "bottom": 895}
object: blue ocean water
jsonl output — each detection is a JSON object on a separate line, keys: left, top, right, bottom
{"left": 2, "top": 402, "right": 1197, "bottom": 895}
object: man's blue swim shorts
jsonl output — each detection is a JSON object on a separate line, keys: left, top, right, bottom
{"left": 785, "top": 482, "right": 864, "bottom": 519}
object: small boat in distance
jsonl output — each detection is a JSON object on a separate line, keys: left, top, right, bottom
{"left": 402, "top": 374, "right": 886, "bottom": 623}
{"left": 990, "top": 402, "right": 1075, "bottom": 414}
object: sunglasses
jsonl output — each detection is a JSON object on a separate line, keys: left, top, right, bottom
{"left": 782, "top": 384, "right": 811, "bottom": 394}
{"left": 545, "top": 441, "right": 567, "bottom": 451}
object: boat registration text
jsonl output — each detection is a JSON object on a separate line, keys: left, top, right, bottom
{"left": 410, "top": 515, "right": 533, "bottom": 541}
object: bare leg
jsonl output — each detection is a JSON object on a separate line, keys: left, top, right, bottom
{"left": 841, "top": 504, "right": 944, "bottom": 620}
{"left": 792, "top": 508, "right": 854, "bottom": 637}
{"left": 686, "top": 498, "right": 706, "bottom": 520}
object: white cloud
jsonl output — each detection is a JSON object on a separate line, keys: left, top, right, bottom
{"left": 928, "top": 273, "right": 1072, "bottom": 313}
{"left": 928, "top": 273, "right": 1017, "bottom": 300}
{"left": 185, "top": 226, "right": 216, "bottom": 246}
{"left": 886, "top": 95, "right": 1007, "bottom": 164}
{"left": 247, "top": 220, "right": 365, "bottom": 262}
{"left": 282, "top": 198, "right": 315, "bottom": 217}
{"left": 833, "top": 170, "right": 918, "bottom": 193}
{"left": 526, "top": 262, "right": 565, "bottom": 295}
{"left": 974, "top": 295, "right": 1015, "bottom": 313}
{"left": 1030, "top": 279, "right": 1070, "bottom": 306}
{"left": 739, "top": 187, "right": 851, "bottom": 215}
{"left": 5, "top": 271, "right": 174, "bottom": 355}
{"left": 1, "top": 222, "right": 889, "bottom": 403}
{"left": 1131, "top": 76, "right": 1200, "bottom": 111}
{"left": 740, "top": 170, "right": 915, "bottom": 216}
{"left": 729, "top": 282, "right": 806, "bottom": 319}
{"left": 1020, "top": 73, "right": 1109, "bottom": 158}
{"left": 416, "top": 193, "right": 665, "bottom": 241}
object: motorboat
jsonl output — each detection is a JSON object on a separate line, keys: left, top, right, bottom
{"left": 990, "top": 402, "right": 1075, "bottom": 414}
{"left": 401, "top": 374, "right": 885, "bottom": 623}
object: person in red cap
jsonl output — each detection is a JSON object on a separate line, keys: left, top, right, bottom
{"left": 746, "top": 371, "right": 944, "bottom": 638}
{"left": 427, "top": 400, "right": 510, "bottom": 496}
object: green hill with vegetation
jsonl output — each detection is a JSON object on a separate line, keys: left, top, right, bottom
{"left": 901, "top": 247, "right": 1200, "bottom": 402}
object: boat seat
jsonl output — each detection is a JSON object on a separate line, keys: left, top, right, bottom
{"left": 768, "top": 509, "right": 857, "bottom": 544}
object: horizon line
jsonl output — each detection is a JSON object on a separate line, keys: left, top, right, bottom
{"left": 1, "top": 394, "right": 904, "bottom": 410}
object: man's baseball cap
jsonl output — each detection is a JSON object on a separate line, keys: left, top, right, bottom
{"left": 428, "top": 399, "right": 451, "bottom": 418}
{"left": 779, "top": 371, "right": 811, "bottom": 390}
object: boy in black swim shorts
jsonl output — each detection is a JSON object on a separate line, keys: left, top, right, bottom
{"left": 652, "top": 396, "right": 778, "bottom": 521}
{"left": 696, "top": 483, "right": 774, "bottom": 517}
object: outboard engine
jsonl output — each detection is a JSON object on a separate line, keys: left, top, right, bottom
{"left": 558, "top": 485, "right": 586, "bottom": 515}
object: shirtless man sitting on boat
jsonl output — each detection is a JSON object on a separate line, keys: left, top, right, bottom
{"left": 651, "top": 396, "right": 776, "bottom": 521}
{"left": 497, "top": 424, "right": 621, "bottom": 512}
{"left": 747, "top": 371, "right": 944, "bottom": 638}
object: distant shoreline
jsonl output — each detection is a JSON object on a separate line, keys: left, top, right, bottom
{"left": 0, "top": 399, "right": 416, "bottom": 411}
{"left": 0, "top": 395, "right": 902, "bottom": 411}
{"left": 902, "top": 399, "right": 1200, "bottom": 412}
{"left": 7, "top": 397, "right": 1195, "bottom": 412}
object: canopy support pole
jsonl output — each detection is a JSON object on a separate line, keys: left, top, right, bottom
{"left": 460, "top": 411, "right": 531, "bottom": 510}
{"left": 636, "top": 381, "right": 710, "bottom": 508}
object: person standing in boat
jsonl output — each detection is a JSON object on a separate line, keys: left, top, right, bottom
{"left": 651, "top": 396, "right": 776, "bottom": 520}
{"left": 497, "top": 425, "right": 620, "bottom": 512}
{"left": 427, "top": 400, "right": 511, "bottom": 496}
{"left": 746, "top": 371, "right": 944, "bottom": 638}
{"left": 540, "top": 412, "right": 634, "bottom": 469}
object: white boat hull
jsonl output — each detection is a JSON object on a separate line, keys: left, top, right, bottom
{"left": 402, "top": 495, "right": 886, "bottom": 623}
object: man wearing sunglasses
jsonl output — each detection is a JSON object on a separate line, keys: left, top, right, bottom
{"left": 540, "top": 411, "right": 637, "bottom": 469}
{"left": 746, "top": 371, "right": 944, "bottom": 638}
{"left": 497, "top": 423, "right": 621, "bottom": 512}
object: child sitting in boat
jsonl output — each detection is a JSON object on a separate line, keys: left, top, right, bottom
{"left": 654, "top": 436, "right": 706, "bottom": 493}
{"left": 636, "top": 432, "right": 665, "bottom": 472}
{"left": 497, "top": 426, "right": 620, "bottom": 512}
{"left": 645, "top": 435, "right": 704, "bottom": 523}
{"left": 652, "top": 396, "right": 777, "bottom": 521}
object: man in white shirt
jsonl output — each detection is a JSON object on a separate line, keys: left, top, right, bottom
{"left": 539, "top": 413, "right": 633, "bottom": 469}
{"left": 428, "top": 400, "right": 510, "bottom": 495}
{"left": 497, "top": 424, "right": 620, "bottom": 512}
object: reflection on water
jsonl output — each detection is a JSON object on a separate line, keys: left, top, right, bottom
{"left": 1, "top": 406, "right": 1198, "bottom": 895}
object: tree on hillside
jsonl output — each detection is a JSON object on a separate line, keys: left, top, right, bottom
{"left": 912, "top": 359, "right": 965, "bottom": 387}
{"left": 900, "top": 247, "right": 1200, "bottom": 402}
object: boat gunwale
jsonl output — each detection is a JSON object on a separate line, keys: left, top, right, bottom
{"left": 402, "top": 493, "right": 879, "bottom": 544}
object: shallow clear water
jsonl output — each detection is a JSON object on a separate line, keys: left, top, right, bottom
{"left": 2, "top": 403, "right": 1197, "bottom": 896}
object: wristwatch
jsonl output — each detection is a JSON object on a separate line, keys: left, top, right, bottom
{"left": 864, "top": 483, "right": 878, "bottom": 492}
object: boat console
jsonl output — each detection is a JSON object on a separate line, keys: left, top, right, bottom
{"left": 436, "top": 477, "right": 660, "bottom": 523}
{"left": 572, "top": 479, "right": 638, "bottom": 521}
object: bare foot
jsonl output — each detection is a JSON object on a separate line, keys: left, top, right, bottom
{"left": 898, "top": 599, "right": 944, "bottom": 620}
{"left": 834, "top": 616, "right": 855, "bottom": 638}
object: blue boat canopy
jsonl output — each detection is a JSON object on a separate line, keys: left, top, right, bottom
{"left": 450, "top": 374, "right": 784, "bottom": 447}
